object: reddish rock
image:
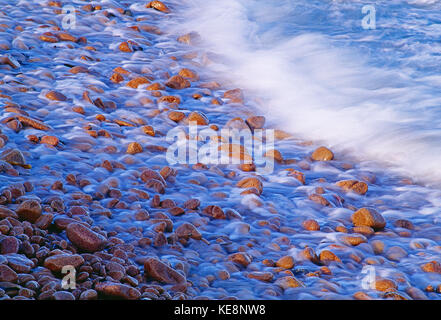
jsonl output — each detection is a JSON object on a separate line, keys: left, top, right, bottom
{"left": 126, "top": 142, "right": 143, "bottom": 155}
{"left": 45, "top": 90, "right": 67, "bottom": 101}
{"left": 203, "top": 205, "right": 226, "bottom": 219}
{"left": 146, "top": 0, "right": 170, "bottom": 13}
{"left": 275, "top": 276, "right": 304, "bottom": 290}
{"left": 336, "top": 180, "right": 368, "bottom": 195}
{"left": 276, "top": 256, "right": 295, "bottom": 269}
{"left": 183, "top": 199, "right": 200, "bottom": 210}
{"left": 144, "top": 257, "right": 186, "bottom": 284}
{"left": 0, "top": 236, "right": 19, "bottom": 254}
{"left": 246, "top": 116, "right": 265, "bottom": 130}
{"left": 40, "top": 135, "right": 59, "bottom": 146}
{"left": 187, "top": 111, "right": 208, "bottom": 125}
{"left": 16, "top": 199, "right": 42, "bottom": 223}
{"left": 311, "top": 146, "right": 334, "bottom": 161}
{"left": 66, "top": 223, "right": 107, "bottom": 252}
{"left": 308, "top": 194, "right": 330, "bottom": 206}
{"left": 165, "top": 75, "right": 190, "bottom": 90}
{"left": 44, "top": 254, "right": 84, "bottom": 272}
{"left": 228, "top": 252, "right": 252, "bottom": 267}
{"left": 236, "top": 177, "right": 263, "bottom": 195}
{"left": 351, "top": 207, "right": 386, "bottom": 230}
{"left": 302, "top": 219, "right": 320, "bottom": 231}
{"left": 95, "top": 282, "right": 141, "bottom": 300}
{"left": 178, "top": 68, "right": 198, "bottom": 81}
{"left": 175, "top": 223, "right": 202, "bottom": 240}
{"left": 0, "top": 264, "right": 18, "bottom": 282}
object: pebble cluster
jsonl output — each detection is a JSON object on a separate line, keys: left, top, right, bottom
{"left": 0, "top": 0, "right": 441, "bottom": 300}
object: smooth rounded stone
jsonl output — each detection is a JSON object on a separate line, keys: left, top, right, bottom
{"left": 246, "top": 116, "right": 265, "bottom": 130}
{"left": 146, "top": 0, "right": 170, "bottom": 13}
{"left": 385, "top": 246, "right": 408, "bottom": 262}
{"left": 0, "top": 237, "right": 20, "bottom": 254}
{"left": 6, "top": 254, "right": 34, "bottom": 273}
{"left": 264, "top": 149, "right": 283, "bottom": 163}
{"left": 275, "top": 276, "right": 304, "bottom": 290}
{"left": 35, "top": 213, "right": 54, "bottom": 230}
{"left": 319, "top": 250, "right": 341, "bottom": 265}
{"left": 375, "top": 278, "right": 397, "bottom": 292}
{"left": 45, "top": 91, "right": 67, "bottom": 101}
{"left": 187, "top": 111, "right": 209, "bottom": 125}
{"left": 405, "top": 287, "right": 428, "bottom": 300}
{"left": 371, "top": 240, "right": 385, "bottom": 254}
{"left": 351, "top": 208, "right": 386, "bottom": 230}
{"left": 144, "top": 258, "right": 186, "bottom": 284}
{"left": 40, "top": 135, "right": 59, "bottom": 146}
{"left": 183, "top": 199, "right": 200, "bottom": 210}
{"left": 352, "top": 226, "right": 375, "bottom": 236}
{"left": 175, "top": 223, "right": 202, "bottom": 240}
{"left": 302, "top": 219, "right": 320, "bottom": 231}
{"left": 0, "top": 265, "right": 18, "bottom": 282}
{"left": 308, "top": 194, "right": 330, "bottom": 206}
{"left": 311, "top": 146, "right": 334, "bottom": 161}
{"left": 0, "top": 207, "right": 18, "bottom": 219}
{"left": 53, "top": 291, "right": 75, "bottom": 300}
{"left": 168, "top": 111, "right": 185, "bottom": 122}
{"left": 247, "top": 271, "right": 273, "bottom": 282}
{"left": 338, "top": 234, "right": 367, "bottom": 246}
{"left": 66, "top": 223, "right": 107, "bottom": 253}
{"left": 353, "top": 291, "right": 373, "bottom": 300}
{"left": 421, "top": 261, "right": 441, "bottom": 273}
{"left": 1, "top": 148, "right": 26, "bottom": 165}
{"left": 203, "top": 205, "right": 226, "bottom": 219}
{"left": 236, "top": 177, "right": 263, "bottom": 195}
{"left": 394, "top": 219, "right": 414, "bottom": 230}
{"left": 178, "top": 68, "right": 199, "bottom": 81}
{"left": 95, "top": 282, "right": 141, "bottom": 300}
{"left": 44, "top": 254, "right": 84, "bottom": 272}
{"left": 228, "top": 252, "right": 252, "bottom": 267}
{"left": 165, "top": 75, "right": 190, "bottom": 89}
{"left": 16, "top": 199, "right": 42, "bottom": 223}
{"left": 126, "top": 77, "right": 150, "bottom": 89}
{"left": 126, "top": 142, "right": 143, "bottom": 155}
{"left": 79, "top": 289, "right": 98, "bottom": 300}
{"left": 336, "top": 180, "right": 368, "bottom": 195}
{"left": 275, "top": 256, "right": 295, "bottom": 269}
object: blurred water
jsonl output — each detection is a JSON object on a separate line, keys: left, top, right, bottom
{"left": 172, "top": 0, "right": 441, "bottom": 185}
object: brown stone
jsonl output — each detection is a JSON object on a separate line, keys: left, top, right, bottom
{"left": 223, "top": 88, "right": 243, "bottom": 103}
{"left": 203, "top": 205, "right": 225, "bottom": 219}
{"left": 119, "top": 41, "right": 132, "bottom": 52}
{"left": 0, "top": 264, "right": 18, "bottom": 282}
{"left": 340, "top": 234, "right": 367, "bottom": 246}
{"left": 126, "top": 142, "right": 143, "bottom": 155}
{"left": 247, "top": 272, "right": 273, "bottom": 282}
{"left": 319, "top": 250, "right": 341, "bottom": 264}
{"left": 228, "top": 252, "right": 252, "bottom": 267}
{"left": 351, "top": 207, "right": 386, "bottom": 230}
{"left": 66, "top": 223, "right": 107, "bottom": 252}
{"left": 46, "top": 90, "right": 67, "bottom": 101}
{"left": 0, "top": 237, "right": 19, "bottom": 254}
{"left": 375, "top": 278, "right": 397, "bottom": 292}
{"left": 236, "top": 177, "right": 263, "bottom": 195}
{"left": 175, "top": 223, "right": 202, "bottom": 240}
{"left": 264, "top": 149, "right": 283, "bottom": 163}
{"left": 69, "top": 66, "right": 88, "bottom": 74}
{"left": 302, "top": 219, "right": 320, "bottom": 231}
{"left": 16, "top": 199, "right": 42, "bottom": 223}
{"left": 336, "top": 180, "right": 368, "bottom": 195}
{"left": 168, "top": 111, "right": 185, "bottom": 122}
{"left": 110, "top": 73, "right": 124, "bottom": 84}
{"left": 276, "top": 256, "right": 295, "bottom": 269}
{"left": 187, "top": 111, "right": 209, "bottom": 125}
{"left": 275, "top": 276, "right": 304, "bottom": 290}
{"left": 44, "top": 254, "right": 84, "bottom": 272}
{"left": 95, "top": 282, "right": 141, "bottom": 300}
{"left": 421, "top": 261, "right": 441, "bottom": 274}
{"left": 178, "top": 68, "right": 199, "bottom": 81}
{"left": 142, "top": 125, "right": 155, "bottom": 136}
{"left": 311, "top": 146, "right": 334, "bottom": 161}
{"left": 40, "top": 135, "right": 59, "bottom": 146}
{"left": 144, "top": 258, "right": 186, "bottom": 284}
{"left": 183, "top": 199, "right": 200, "bottom": 210}
{"left": 146, "top": 0, "right": 170, "bottom": 13}
{"left": 246, "top": 116, "right": 265, "bottom": 130}
{"left": 126, "top": 77, "right": 150, "bottom": 89}
{"left": 308, "top": 194, "right": 330, "bottom": 206}
{"left": 165, "top": 75, "right": 190, "bottom": 90}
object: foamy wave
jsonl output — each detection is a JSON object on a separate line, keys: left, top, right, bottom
{"left": 169, "top": 0, "right": 441, "bottom": 185}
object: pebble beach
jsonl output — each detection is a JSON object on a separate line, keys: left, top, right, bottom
{"left": 0, "top": 0, "right": 441, "bottom": 301}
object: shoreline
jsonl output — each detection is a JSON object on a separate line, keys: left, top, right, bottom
{"left": 0, "top": 0, "right": 439, "bottom": 300}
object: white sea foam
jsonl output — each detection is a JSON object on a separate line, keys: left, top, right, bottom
{"left": 169, "top": 0, "right": 441, "bottom": 185}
